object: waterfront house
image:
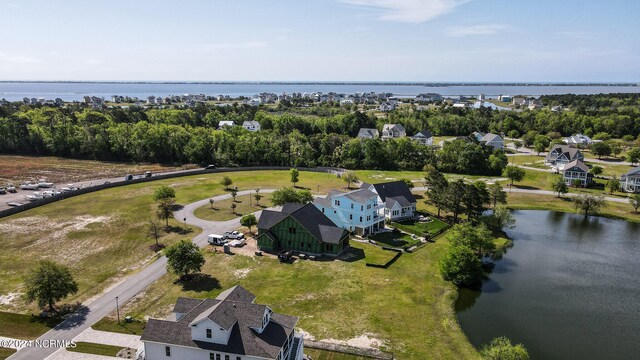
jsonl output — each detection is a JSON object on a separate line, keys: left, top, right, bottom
{"left": 360, "top": 181, "right": 417, "bottom": 221}
{"left": 479, "top": 133, "right": 504, "bottom": 150}
{"left": 242, "top": 120, "right": 261, "bottom": 132}
{"left": 257, "top": 203, "right": 350, "bottom": 255}
{"left": 563, "top": 159, "right": 591, "bottom": 186}
{"left": 313, "top": 189, "right": 385, "bottom": 236}
{"left": 545, "top": 145, "right": 584, "bottom": 169}
{"left": 410, "top": 130, "right": 434, "bottom": 146}
{"left": 357, "top": 128, "right": 379, "bottom": 139}
{"left": 140, "top": 285, "right": 304, "bottom": 360}
{"left": 381, "top": 124, "right": 406, "bottom": 140}
{"left": 620, "top": 167, "right": 640, "bottom": 193}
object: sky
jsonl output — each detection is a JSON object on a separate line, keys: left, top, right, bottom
{"left": 0, "top": 0, "right": 638, "bottom": 82}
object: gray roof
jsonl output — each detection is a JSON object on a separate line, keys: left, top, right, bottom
{"left": 480, "top": 133, "right": 502, "bottom": 143}
{"left": 412, "top": 130, "right": 433, "bottom": 139}
{"left": 382, "top": 124, "right": 405, "bottom": 132}
{"left": 625, "top": 166, "right": 640, "bottom": 176}
{"left": 258, "top": 203, "right": 348, "bottom": 245}
{"left": 242, "top": 120, "right": 260, "bottom": 127}
{"left": 385, "top": 195, "right": 412, "bottom": 209}
{"left": 343, "top": 189, "right": 378, "bottom": 204}
{"left": 362, "top": 181, "right": 416, "bottom": 207}
{"left": 546, "top": 145, "right": 582, "bottom": 161}
{"left": 141, "top": 287, "right": 298, "bottom": 359}
{"left": 357, "top": 128, "right": 379, "bottom": 138}
{"left": 564, "top": 159, "right": 589, "bottom": 173}
{"left": 172, "top": 297, "right": 203, "bottom": 314}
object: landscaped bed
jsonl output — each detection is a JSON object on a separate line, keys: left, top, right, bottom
{"left": 392, "top": 216, "right": 450, "bottom": 237}
{"left": 67, "top": 342, "right": 124, "bottom": 357}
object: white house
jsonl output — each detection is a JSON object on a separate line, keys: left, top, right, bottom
{"left": 360, "top": 181, "right": 417, "bottom": 221}
{"left": 246, "top": 98, "right": 261, "bottom": 106}
{"left": 140, "top": 285, "right": 304, "bottom": 360}
{"left": 563, "top": 159, "right": 591, "bottom": 186}
{"left": 381, "top": 124, "right": 406, "bottom": 140}
{"left": 313, "top": 189, "right": 385, "bottom": 236}
{"left": 218, "top": 121, "right": 235, "bottom": 129}
{"left": 357, "top": 128, "right": 379, "bottom": 139}
{"left": 563, "top": 134, "right": 593, "bottom": 147}
{"left": 416, "top": 93, "right": 443, "bottom": 102}
{"left": 379, "top": 101, "right": 397, "bottom": 112}
{"left": 479, "top": 133, "right": 504, "bottom": 151}
{"left": 410, "top": 130, "right": 434, "bottom": 146}
{"left": 620, "top": 167, "right": 640, "bottom": 193}
{"left": 545, "top": 145, "right": 584, "bottom": 169}
{"left": 242, "top": 121, "right": 261, "bottom": 132}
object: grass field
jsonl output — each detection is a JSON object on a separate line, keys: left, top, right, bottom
{"left": 193, "top": 194, "right": 274, "bottom": 222}
{"left": 0, "top": 348, "right": 16, "bottom": 360}
{"left": 393, "top": 217, "right": 449, "bottom": 237}
{"left": 92, "top": 317, "right": 146, "bottom": 335}
{"left": 304, "top": 349, "right": 370, "bottom": 360}
{"left": 67, "top": 342, "right": 123, "bottom": 356}
{"left": 0, "top": 311, "right": 60, "bottom": 339}
{"left": 0, "top": 155, "right": 189, "bottom": 185}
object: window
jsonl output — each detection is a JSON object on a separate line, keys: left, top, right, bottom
{"left": 349, "top": 214, "right": 352, "bottom": 220}
{"left": 210, "top": 354, "right": 215, "bottom": 360}
{"left": 288, "top": 227, "right": 296, "bottom": 234}
{"left": 367, "top": 204, "right": 371, "bottom": 209}
{"left": 225, "top": 355, "right": 230, "bottom": 360}
{"left": 237, "top": 357, "right": 241, "bottom": 360}
{"left": 206, "top": 328, "right": 212, "bottom": 338}
{"left": 321, "top": 207, "right": 325, "bottom": 213}
{"left": 360, "top": 205, "right": 363, "bottom": 211}
{"left": 350, "top": 203, "right": 353, "bottom": 209}
{"left": 335, "top": 200, "right": 340, "bottom": 206}
{"left": 165, "top": 346, "right": 171, "bottom": 357}
{"left": 359, "top": 216, "right": 362, "bottom": 222}
{"left": 216, "top": 355, "right": 221, "bottom": 360}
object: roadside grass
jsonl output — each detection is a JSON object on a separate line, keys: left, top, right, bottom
{"left": 304, "top": 349, "right": 370, "bottom": 360}
{"left": 0, "top": 311, "right": 60, "bottom": 339}
{"left": 193, "top": 195, "right": 274, "bottom": 222}
{"left": 117, "top": 240, "right": 477, "bottom": 360}
{"left": 92, "top": 317, "right": 146, "bottom": 335}
{"left": 67, "top": 342, "right": 123, "bottom": 356}
{"left": 370, "top": 232, "right": 419, "bottom": 248}
{"left": 0, "top": 348, "right": 16, "bottom": 360}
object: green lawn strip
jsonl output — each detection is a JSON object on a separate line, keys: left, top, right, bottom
{"left": 193, "top": 195, "right": 274, "bottom": 222}
{"left": 392, "top": 217, "right": 449, "bottom": 237}
{"left": 0, "top": 311, "right": 60, "bottom": 340}
{"left": 350, "top": 242, "right": 397, "bottom": 265}
{"left": 0, "top": 347, "right": 17, "bottom": 360}
{"left": 92, "top": 317, "right": 146, "bottom": 335}
{"left": 370, "top": 232, "right": 419, "bottom": 248}
{"left": 304, "top": 348, "right": 371, "bottom": 360}
{"left": 68, "top": 342, "right": 123, "bottom": 356}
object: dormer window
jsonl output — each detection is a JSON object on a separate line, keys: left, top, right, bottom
{"left": 206, "top": 328, "right": 212, "bottom": 338}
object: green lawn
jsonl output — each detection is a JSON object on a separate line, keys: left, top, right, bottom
{"left": 370, "top": 231, "right": 419, "bottom": 248}
{"left": 304, "top": 348, "right": 371, "bottom": 360}
{"left": 351, "top": 242, "right": 398, "bottom": 265}
{"left": 92, "top": 317, "right": 146, "bottom": 335}
{"left": 392, "top": 217, "right": 449, "bottom": 237}
{"left": 0, "top": 348, "right": 16, "bottom": 360}
{"left": 193, "top": 194, "right": 273, "bottom": 221}
{"left": 68, "top": 342, "right": 123, "bottom": 356}
{"left": 0, "top": 311, "right": 60, "bottom": 340}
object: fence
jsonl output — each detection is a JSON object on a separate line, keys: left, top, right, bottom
{"left": 365, "top": 247, "right": 403, "bottom": 269}
{"left": 0, "top": 166, "right": 346, "bottom": 219}
{"left": 305, "top": 340, "right": 394, "bottom": 360}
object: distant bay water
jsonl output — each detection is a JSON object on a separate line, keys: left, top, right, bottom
{"left": 0, "top": 82, "right": 638, "bottom": 102}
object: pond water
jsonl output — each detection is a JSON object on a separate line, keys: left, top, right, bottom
{"left": 456, "top": 210, "right": 640, "bottom": 360}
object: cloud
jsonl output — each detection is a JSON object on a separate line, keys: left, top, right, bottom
{"left": 446, "top": 24, "right": 509, "bottom": 37}
{"left": 0, "top": 52, "right": 43, "bottom": 64}
{"left": 340, "top": 0, "right": 471, "bottom": 23}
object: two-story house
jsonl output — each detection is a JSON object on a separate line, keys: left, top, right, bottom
{"left": 357, "top": 128, "right": 379, "bottom": 139}
{"left": 563, "top": 159, "right": 592, "bottom": 186}
{"left": 563, "top": 133, "right": 593, "bottom": 147}
{"left": 242, "top": 121, "right": 261, "bottom": 132}
{"left": 313, "top": 189, "right": 385, "bottom": 236}
{"left": 256, "top": 203, "right": 350, "bottom": 255}
{"left": 381, "top": 124, "right": 406, "bottom": 140}
{"left": 140, "top": 286, "right": 304, "bottom": 360}
{"left": 478, "top": 133, "right": 504, "bottom": 151}
{"left": 545, "top": 145, "right": 584, "bottom": 169}
{"left": 410, "top": 130, "right": 434, "bottom": 146}
{"left": 360, "top": 181, "right": 417, "bottom": 221}
{"left": 620, "top": 167, "right": 640, "bottom": 193}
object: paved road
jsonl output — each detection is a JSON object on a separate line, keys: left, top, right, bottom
{"left": 9, "top": 189, "right": 275, "bottom": 360}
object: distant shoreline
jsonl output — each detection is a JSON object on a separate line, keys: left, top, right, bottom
{"left": 0, "top": 81, "right": 638, "bottom": 86}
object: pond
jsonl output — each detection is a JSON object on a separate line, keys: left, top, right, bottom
{"left": 456, "top": 210, "right": 640, "bottom": 360}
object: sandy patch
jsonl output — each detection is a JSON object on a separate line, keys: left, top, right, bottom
{"left": 321, "top": 333, "right": 385, "bottom": 349}
{"left": 0, "top": 292, "right": 20, "bottom": 306}
{"left": 233, "top": 268, "right": 251, "bottom": 279}
{"left": 297, "top": 329, "right": 316, "bottom": 341}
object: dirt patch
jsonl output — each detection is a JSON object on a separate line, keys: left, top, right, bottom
{"left": 233, "top": 268, "right": 251, "bottom": 279}
{"left": 321, "top": 334, "right": 385, "bottom": 349}
{"left": 0, "top": 292, "right": 20, "bottom": 306}
{"left": 297, "top": 329, "right": 316, "bottom": 341}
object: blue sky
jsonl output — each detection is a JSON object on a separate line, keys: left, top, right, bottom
{"left": 0, "top": 0, "right": 638, "bottom": 82}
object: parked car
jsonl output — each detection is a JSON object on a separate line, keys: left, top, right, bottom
{"left": 6, "top": 184, "right": 16, "bottom": 193}
{"left": 278, "top": 250, "right": 294, "bottom": 262}
{"left": 0, "top": 187, "right": 6, "bottom": 195}
{"left": 228, "top": 239, "right": 246, "bottom": 247}
{"left": 223, "top": 231, "right": 244, "bottom": 240}
{"left": 204, "top": 164, "right": 216, "bottom": 169}
{"left": 145, "top": 171, "right": 152, "bottom": 178}
{"left": 125, "top": 174, "right": 134, "bottom": 181}
{"left": 207, "top": 234, "right": 227, "bottom": 246}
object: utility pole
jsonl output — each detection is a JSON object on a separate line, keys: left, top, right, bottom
{"left": 116, "top": 296, "right": 120, "bottom": 324}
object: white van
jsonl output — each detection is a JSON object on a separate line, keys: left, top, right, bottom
{"left": 207, "top": 234, "right": 226, "bottom": 246}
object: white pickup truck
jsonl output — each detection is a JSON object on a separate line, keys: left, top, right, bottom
{"left": 223, "top": 231, "right": 245, "bottom": 240}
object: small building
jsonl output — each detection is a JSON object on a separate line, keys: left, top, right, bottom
{"left": 563, "top": 133, "right": 593, "bottom": 147}
{"left": 357, "top": 128, "right": 379, "bottom": 139}
{"left": 140, "top": 285, "right": 304, "bottom": 360}
{"left": 499, "top": 95, "right": 512, "bottom": 102}
{"left": 257, "top": 203, "right": 350, "bottom": 255}
{"left": 246, "top": 98, "right": 261, "bottom": 106}
{"left": 479, "top": 133, "right": 504, "bottom": 151}
{"left": 381, "top": 124, "right": 406, "bottom": 140}
{"left": 563, "top": 159, "right": 592, "bottom": 186}
{"left": 545, "top": 145, "right": 584, "bottom": 169}
{"left": 242, "top": 120, "right": 261, "bottom": 132}
{"left": 360, "top": 181, "right": 417, "bottom": 221}
{"left": 218, "top": 120, "right": 235, "bottom": 129}
{"left": 620, "top": 167, "right": 640, "bottom": 193}
{"left": 410, "top": 130, "right": 434, "bottom": 146}
{"left": 313, "top": 189, "right": 385, "bottom": 236}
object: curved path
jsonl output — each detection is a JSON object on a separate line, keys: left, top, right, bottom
{"left": 10, "top": 189, "right": 276, "bottom": 360}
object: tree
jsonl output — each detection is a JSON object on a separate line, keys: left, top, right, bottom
{"left": 552, "top": 177, "right": 569, "bottom": 197}
{"left": 166, "top": 240, "right": 205, "bottom": 280}
{"left": 220, "top": 176, "right": 233, "bottom": 190}
{"left": 463, "top": 182, "right": 489, "bottom": 223}
{"left": 611, "top": 144, "right": 622, "bottom": 158}
{"left": 271, "top": 188, "right": 313, "bottom": 206}
{"left": 240, "top": 214, "right": 258, "bottom": 233}
{"left": 591, "top": 166, "right": 603, "bottom": 176}
{"left": 209, "top": 198, "right": 214, "bottom": 209}
{"left": 627, "top": 148, "right": 640, "bottom": 165}
{"left": 573, "top": 193, "right": 607, "bottom": 219}
{"left": 591, "top": 141, "right": 612, "bottom": 159}
{"left": 533, "top": 135, "right": 550, "bottom": 155}
{"left": 342, "top": 171, "right": 359, "bottom": 189}
{"left": 480, "top": 337, "right": 530, "bottom": 360}
{"left": 491, "top": 205, "right": 516, "bottom": 230}
{"left": 156, "top": 198, "right": 175, "bottom": 227}
{"left": 254, "top": 189, "right": 263, "bottom": 206}
{"left": 231, "top": 202, "right": 237, "bottom": 214}
{"left": 571, "top": 178, "right": 582, "bottom": 188}
{"left": 401, "top": 178, "right": 415, "bottom": 189}
{"left": 488, "top": 182, "right": 507, "bottom": 208}
{"left": 230, "top": 188, "right": 238, "bottom": 202}
{"left": 629, "top": 193, "right": 640, "bottom": 213}
{"left": 290, "top": 168, "right": 299, "bottom": 187}
{"left": 502, "top": 165, "right": 525, "bottom": 189}
{"left": 25, "top": 260, "right": 78, "bottom": 311}
{"left": 606, "top": 177, "right": 621, "bottom": 194}
{"left": 445, "top": 179, "right": 466, "bottom": 223}
{"left": 153, "top": 185, "right": 176, "bottom": 202}
{"left": 450, "top": 223, "right": 496, "bottom": 258}
{"left": 146, "top": 219, "right": 163, "bottom": 247}
{"left": 440, "top": 245, "right": 483, "bottom": 287}
{"left": 425, "top": 169, "right": 449, "bottom": 217}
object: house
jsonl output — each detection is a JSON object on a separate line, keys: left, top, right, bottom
{"left": 563, "top": 134, "right": 593, "bottom": 147}
{"left": 360, "top": 181, "right": 417, "bottom": 221}
{"left": 246, "top": 98, "right": 261, "bottom": 106}
{"left": 479, "top": 133, "right": 504, "bottom": 151}
{"left": 140, "top": 285, "right": 304, "bottom": 360}
{"left": 147, "top": 96, "right": 156, "bottom": 104}
{"left": 563, "top": 159, "right": 592, "bottom": 186}
{"left": 410, "top": 130, "right": 434, "bottom": 146}
{"left": 242, "top": 121, "right": 261, "bottom": 132}
{"left": 381, "top": 124, "right": 406, "bottom": 140}
{"left": 313, "top": 189, "right": 385, "bottom": 236}
{"left": 478, "top": 94, "right": 486, "bottom": 101}
{"left": 256, "top": 203, "right": 350, "bottom": 255}
{"left": 357, "top": 128, "right": 379, "bottom": 139}
{"left": 379, "top": 101, "right": 397, "bottom": 112}
{"left": 416, "top": 93, "right": 443, "bottom": 103}
{"left": 512, "top": 97, "right": 527, "bottom": 106}
{"left": 620, "top": 167, "right": 640, "bottom": 193}
{"left": 499, "top": 95, "right": 512, "bottom": 102}
{"left": 218, "top": 121, "right": 235, "bottom": 129}
{"left": 545, "top": 145, "right": 584, "bottom": 169}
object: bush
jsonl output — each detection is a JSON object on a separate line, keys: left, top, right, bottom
{"left": 439, "top": 245, "right": 483, "bottom": 287}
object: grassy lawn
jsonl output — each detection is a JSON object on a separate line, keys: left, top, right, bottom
{"left": 392, "top": 217, "right": 449, "bottom": 237}
{"left": 92, "top": 317, "right": 146, "bottom": 335}
{"left": 0, "top": 311, "right": 60, "bottom": 339}
{"left": 68, "top": 342, "right": 123, "bottom": 356}
{"left": 118, "top": 240, "right": 477, "bottom": 360}
{"left": 370, "top": 231, "right": 419, "bottom": 248}
{"left": 584, "top": 161, "right": 635, "bottom": 178}
{"left": 193, "top": 194, "right": 273, "bottom": 222}
{"left": 351, "top": 242, "right": 398, "bottom": 265}
{"left": 507, "top": 154, "right": 547, "bottom": 167}
{"left": 0, "top": 348, "right": 16, "bottom": 360}
{"left": 304, "top": 349, "right": 371, "bottom": 360}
